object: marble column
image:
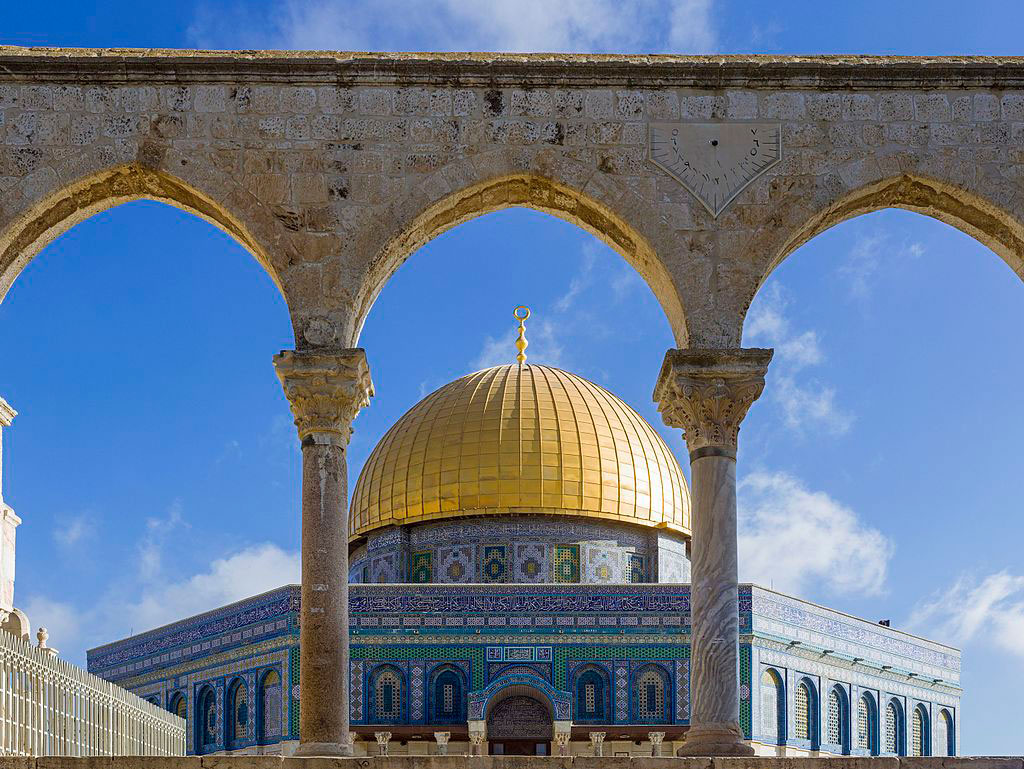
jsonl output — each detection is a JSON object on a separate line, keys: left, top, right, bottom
{"left": 433, "top": 731, "right": 451, "bottom": 755}
{"left": 648, "top": 731, "right": 665, "bottom": 757}
{"left": 589, "top": 731, "right": 606, "bottom": 756}
{"left": 274, "top": 349, "right": 373, "bottom": 757}
{"left": 654, "top": 348, "right": 772, "bottom": 757}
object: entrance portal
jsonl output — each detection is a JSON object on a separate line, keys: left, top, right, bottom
{"left": 487, "top": 695, "right": 552, "bottom": 756}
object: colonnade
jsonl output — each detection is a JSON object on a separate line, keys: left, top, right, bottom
{"left": 274, "top": 346, "right": 771, "bottom": 757}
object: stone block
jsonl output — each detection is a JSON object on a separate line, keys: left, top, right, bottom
{"left": 1002, "top": 93, "right": 1024, "bottom": 120}
{"left": 205, "top": 757, "right": 283, "bottom": 769}
{"left": 878, "top": 92, "right": 913, "bottom": 121}
{"left": 713, "top": 759, "right": 898, "bottom": 769}
{"left": 194, "top": 85, "right": 226, "bottom": 113}
{"left": 616, "top": 90, "right": 645, "bottom": 120}
{"left": 807, "top": 93, "right": 842, "bottom": 121}
{"left": 975, "top": 93, "right": 1000, "bottom": 121}
{"left": 759, "top": 92, "right": 805, "bottom": 119}
{"left": 915, "top": 93, "right": 951, "bottom": 122}
{"left": 843, "top": 94, "right": 877, "bottom": 121}
{"left": 585, "top": 90, "right": 614, "bottom": 119}
{"left": 899, "top": 761, "right": 1024, "bottom": 769}
{"left": 646, "top": 91, "right": 679, "bottom": 119}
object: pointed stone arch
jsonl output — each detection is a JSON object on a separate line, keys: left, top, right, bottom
{"left": 350, "top": 172, "right": 689, "bottom": 347}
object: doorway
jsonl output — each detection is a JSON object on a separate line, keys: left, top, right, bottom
{"left": 486, "top": 694, "right": 553, "bottom": 756}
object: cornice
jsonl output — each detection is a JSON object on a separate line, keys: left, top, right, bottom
{"left": 4, "top": 48, "right": 1024, "bottom": 88}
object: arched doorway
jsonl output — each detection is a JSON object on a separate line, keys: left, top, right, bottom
{"left": 487, "top": 695, "right": 553, "bottom": 756}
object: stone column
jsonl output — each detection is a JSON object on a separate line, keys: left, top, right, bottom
{"left": 274, "top": 349, "right": 373, "bottom": 757}
{"left": 648, "top": 731, "right": 665, "bottom": 757}
{"left": 374, "top": 731, "right": 392, "bottom": 756}
{"left": 589, "top": 731, "right": 606, "bottom": 756}
{"left": 433, "top": 731, "right": 451, "bottom": 755}
{"left": 654, "top": 348, "right": 772, "bottom": 757}
{"left": 468, "top": 724, "right": 486, "bottom": 756}
{"left": 0, "top": 399, "right": 19, "bottom": 622}
{"left": 554, "top": 729, "right": 572, "bottom": 757}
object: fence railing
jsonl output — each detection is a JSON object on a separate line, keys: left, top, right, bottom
{"left": 0, "top": 630, "right": 185, "bottom": 756}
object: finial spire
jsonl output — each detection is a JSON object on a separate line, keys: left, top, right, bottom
{"left": 513, "top": 306, "right": 531, "bottom": 365}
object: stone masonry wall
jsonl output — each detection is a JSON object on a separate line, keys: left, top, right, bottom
{"left": 3, "top": 52, "right": 1024, "bottom": 353}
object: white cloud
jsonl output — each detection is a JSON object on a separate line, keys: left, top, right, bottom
{"left": 23, "top": 543, "right": 300, "bottom": 664}
{"left": 188, "top": 0, "right": 718, "bottom": 54}
{"left": 838, "top": 232, "right": 926, "bottom": 301}
{"left": 53, "top": 513, "right": 95, "bottom": 549}
{"left": 738, "top": 471, "right": 893, "bottom": 597}
{"left": 745, "top": 283, "right": 851, "bottom": 434}
{"left": 472, "top": 318, "right": 564, "bottom": 370}
{"left": 773, "top": 374, "right": 853, "bottom": 435}
{"left": 137, "top": 501, "right": 188, "bottom": 581}
{"left": 907, "top": 572, "right": 1024, "bottom": 659}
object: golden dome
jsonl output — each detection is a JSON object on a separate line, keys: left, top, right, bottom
{"left": 350, "top": 364, "right": 691, "bottom": 540}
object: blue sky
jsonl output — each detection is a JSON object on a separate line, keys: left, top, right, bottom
{"left": 3, "top": 0, "right": 1024, "bottom": 754}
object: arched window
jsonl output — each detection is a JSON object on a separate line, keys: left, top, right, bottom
{"left": 197, "top": 687, "right": 217, "bottom": 751}
{"left": 794, "top": 680, "right": 815, "bottom": 743}
{"left": 911, "top": 705, "right": 929, "bottom": 756}
{"left": 170, "top": 693, "right": 186, "bottom": 720}
{"left": 934, "top": 709, "right": 954, "bottom": 756}
{"left": 884, "top": 699, "right": 904, "bottom": 755}
{"left": 258, "top": 670, "right": 282, "bottom": 743}
{"left": 574, "top": 667, "right": 609, "bottom": 724}
{"left": 429, "top": 667, "right": 466, "bottom": 724}
{"left": 759, "top": 669, "right": 785, "bottom": 745}
{"left": 826, "top": 687, "right": 849, "bottom": 753}
{"left": 634, "top": 666, "right": 670, "bottom": 723}
{"left": 226, "top": 679, "right": 249, "bottom": 748}
{"left": 857, "top": 693, "right": 878, "bottom": 754}
{"left": 370, "top": 667, "right": 403, "bottom": 723}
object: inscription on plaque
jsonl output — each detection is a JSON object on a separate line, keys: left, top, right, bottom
{"left": 649, "top": 122, "right": 782, "bottom": 217}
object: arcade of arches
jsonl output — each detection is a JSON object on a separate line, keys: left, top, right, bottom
{"left": 7, "top": 48, "right": 1022, "bottom": 757}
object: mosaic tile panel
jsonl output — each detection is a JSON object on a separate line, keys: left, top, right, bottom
{"left": 553, "top": 544, "right": 580, "bottom": 583}
{"left": 513, "top": 542, "right": 549, "bottom": 582}
{"left": 410, "top": 661, "right": 425, "bottom": 721}
{"left": 615, "top": 662, "right": 629, "bottom": 721}
{"left": 584, "top": 545, "right": 623, "bottom": 583}
{"left": 371, "top": 553, "right": 400, "bottom": 583}
{"left": 438, "top": 545, "right": 473, "bottom": 583}
{"left": 480, "top": 545, "right": 508, "bottom": 582}
{"left": 628, "top": 554, "right": 646, "bottom": 583}
{"left": 410, "top": 551, "right": 433, "bottom": 583}
{"left": 739, "top": 644, "right": 752, "bottom": 738}
{"left": 675, "top": 659, "right": 690, "bottom": 721}
{"left": 350, "top": 660, "right": 364, "bottom": 722}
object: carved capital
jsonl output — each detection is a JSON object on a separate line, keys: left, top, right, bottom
{"left": 273, "top": 349, "right": 374, "bottom": 444}
{"left": 0, "top": 399, "right": 15, "bottom": 429}
{"left": 653, "top": 348, "right": 773, "bottom": 456}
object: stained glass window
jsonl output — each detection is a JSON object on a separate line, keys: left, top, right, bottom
{"left": 229, "top": 681, "right": 249, "bottom": 745}
{"left": 260, "top": 670, "right": 282, "bottom": 741}
{"left": 795, "top": 682, "right": 811, "bottom": 740}
{"left": 911, "top": 706, "right": 927, "bottom": 756}
{"left": 935, "top": 709, "right": 953, "bottom": 756}
{"left": 826, "top": 689, "right": 844, "bottom": 748}
{"left": 171, "top": 694, "right": 186, "bottom": 720}
{"left": 636, "top": 668, "right": 668, "bottom": 722}
{"left": 432, "top": 669, "right": 463, "bottom": 723}
{"left": 199, "top": 688, "right": 216, "bottom": 748}
{"left": 857, "top": 694, "right": 875, "bottom": 753}
{"left": 760, "top": 670, "right": 783, "bottom": 744}
{"left": 373, "top": 669, "right": 402, "bottom": 722}
{"left": 885, "top": 701, "right": 900, "bottom": 754}
{"left": 576, "top": 669, "right": 606, "bottom": 723}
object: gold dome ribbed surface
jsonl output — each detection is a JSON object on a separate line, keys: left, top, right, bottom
{"left": 350, "top": 364, "right": 691, "bottom": 539}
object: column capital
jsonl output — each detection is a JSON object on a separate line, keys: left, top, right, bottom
{"left": 653, "top": 348, "right": 772, "bottom": 457}
{"left": 0, "top": 398, "right": 16, "bottom": 428}
{"left": 274, "top": 348, "right": 373, "bottom": 445}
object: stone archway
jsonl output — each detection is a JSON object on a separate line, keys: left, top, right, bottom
{"left": 486, "top": 694, "right": 553, "bottom": 756}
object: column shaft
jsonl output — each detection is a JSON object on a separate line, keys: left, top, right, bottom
{"left": 274, "top": 348, "right": 373, "bottom": 758}
{"left": 298, "top": 434, "right": 350, "bottom": 754}
{"left": 688, "top": 453, "right": 741, "bottom": 735}
{"left": 654, "top": 348, "right": 772, "bottom": 757}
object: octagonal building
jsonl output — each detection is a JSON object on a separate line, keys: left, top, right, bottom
{"left": 88, "top": 360, "right": 960, "bottom": 758}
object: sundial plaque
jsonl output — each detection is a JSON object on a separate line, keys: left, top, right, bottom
{"left": 649, "top": 122, "right": 782, "bottom": 217}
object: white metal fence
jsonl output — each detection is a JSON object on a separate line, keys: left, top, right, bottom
{"left": 0, "top": 630, "right": 185, "bottom": 756}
